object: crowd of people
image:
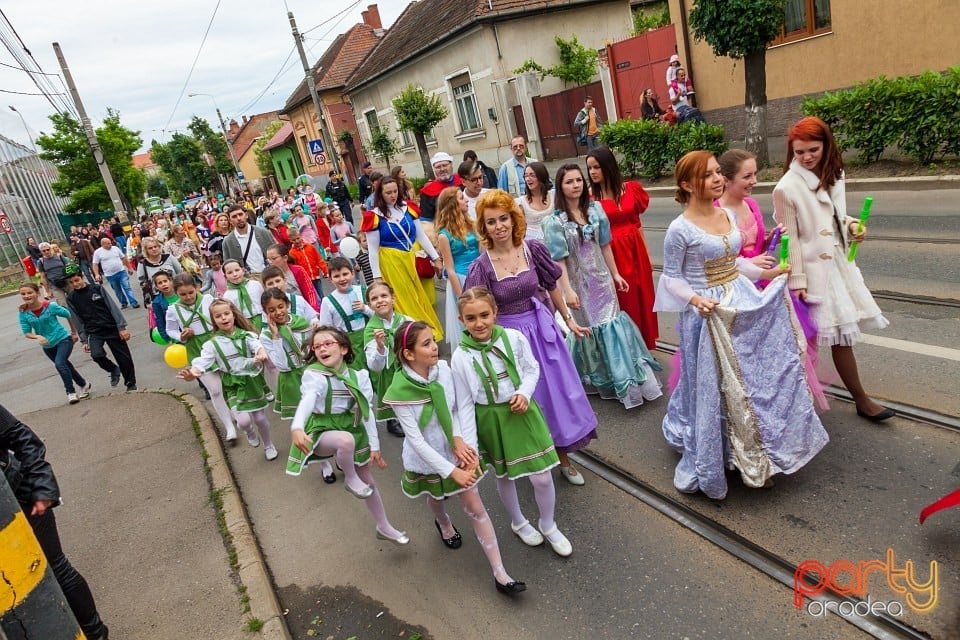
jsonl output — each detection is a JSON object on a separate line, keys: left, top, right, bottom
{"left": 15, "top": 117, "right": 894, "bottom": 597}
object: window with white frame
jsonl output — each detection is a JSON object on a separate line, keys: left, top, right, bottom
{"left": 363, "top": 109, "right": 381, "bottom": 140}
{"left": 450, "top": 73, "right": 482, "bottom": 133}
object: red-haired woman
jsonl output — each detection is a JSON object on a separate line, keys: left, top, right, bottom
{"left": 773, "top": 117, "right": 893, "bottom": 422}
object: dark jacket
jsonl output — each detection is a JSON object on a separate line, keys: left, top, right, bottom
{"left": 478, "top": 161, "right": 498, "bottom": 190}
{"left": 66, "top": 282, "right": 127, "bottom": 341}
{"left": 0, "top": 404, "right": 59, "bottom": 508}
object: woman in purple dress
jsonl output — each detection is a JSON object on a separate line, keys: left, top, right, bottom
{"left": 464, "top": 189, "right": 597, "bottom": 485}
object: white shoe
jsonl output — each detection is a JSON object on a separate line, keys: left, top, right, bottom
{"left": 559, "top": 465, "right": 585, "bottom": 486}
{"left": 539, "top": 524, "right": 573, "bottom": 557}
{"left": 510, "top": 520, "right": 544, "bottom": 547}
{"left": 67, "top": 392, "right": 79, "bottom": 405}
{"left": 246, "top": 430, "right": 260, "bottom": 448}
{"left": 77, "top": 382, "right": 92, "bottom": 400}
{"left": 264, "top": 445, "right": 278, "bottom": 461}
{"left": 225, "top": 424, "right": 238, "bottom": 444}
{"left": 265, "top": 391, "right": 275, "bottom": 402}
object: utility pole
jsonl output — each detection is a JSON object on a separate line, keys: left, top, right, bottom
{"left": 288, "top": 11, "right": 346, "bottom": 183}
{"left": 53, "top": 42, "right": 128, "bottom": 221}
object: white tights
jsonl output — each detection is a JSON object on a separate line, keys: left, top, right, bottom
{"left": 201, "top": 373, "right": 235, "bottom": 440}
{"left": 235, "top": 410, "right": 274, "bottom": 450}
{"left": 495, "top": 470, "right": 558, "bottom": 537}
{"left": 428, "top": 488, "right": 513, "bottom": 584}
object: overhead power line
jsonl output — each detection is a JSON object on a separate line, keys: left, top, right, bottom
{"left": 0, "top": 88, "right": 65, "bottom": 96}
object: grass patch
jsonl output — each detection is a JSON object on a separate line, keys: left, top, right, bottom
{"left": 246, "top": 617, "right": 264, "bottom": 632}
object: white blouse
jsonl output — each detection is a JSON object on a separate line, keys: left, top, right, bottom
{"left": 223, "top": 279, "right": 265, "bottom": 318}
{"left": 165, "top": 294, "right": 214, "bottom": 342}
{"left": 516, "top": 190, "right": 555, "bottom": 241}
{"left": 318, "top": 286, "right": 372, "bottom": 333}
{"left": 363, "top": 312, "right": 408, "bottom": 373}
{"left": 191, "top": 331, "right": 264, "bottom": 375}
{"left": 290, "top": 367, "right": 380, "bottom": 453}
{"left": 259, "top": 326, "right": 310, "bottom": 373}
{"left": 259, "top": 294, "right": 318, "bottom": 327}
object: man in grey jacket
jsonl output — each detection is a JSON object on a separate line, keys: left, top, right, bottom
{"left": 221, "top": 204, "right": 275, "bottom": 274}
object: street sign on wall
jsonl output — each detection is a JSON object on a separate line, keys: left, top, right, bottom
{"left": 307, "top": 139, "right": 324, "bottom": 155}
{"left": 0, "top": 212, "right": 12, "bottom": 234}
{"left": 313, "top": 153, "right": 326, "bottom": 166}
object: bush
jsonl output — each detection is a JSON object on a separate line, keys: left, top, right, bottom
{"left": 599, "top": 119, "right": 727, "bottom": 179}
{"left": 802, "top": 66, "right": 960, "bottom": 164}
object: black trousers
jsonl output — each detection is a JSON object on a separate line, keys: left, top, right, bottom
{"left": 29, "top": 507, "right": 107, "bottom": 638}
{"left": 88, "top": 333, "right": 136, "bottom": 387}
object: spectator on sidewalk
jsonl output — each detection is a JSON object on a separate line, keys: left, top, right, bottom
{"left": 498, "top": 136, "right": 536, "bottom": 197}
{"left": 463, "top": 150, "right": 498, "bottom": 189}
{"left": 0, "top": 404, "right": 110, "bottom": 639}
{"left": 92, "top": 237, "right": 140, "bottom": 309}
{"left": 25, "top": 236, "right": 42, "bottom": 263}
{"left": 573, "top": 96, "right": 604, "bottom": 152}
{"left": 640, "top": 88, "right": 667, "bottom": 121}
{"left": 65, "top": 264, "right": 138, "bottom": 391}
{"left": 665, "top": 54, "right": 681, "bottom": 91}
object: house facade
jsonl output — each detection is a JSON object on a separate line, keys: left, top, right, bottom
{"left": 261, "top": 122, "right": 305, "bottom": 192}
{"left": 665, "top": 0, "right": 960, "bottom": 141}
{"left": 225, "top": 112, "right": 280, "bottom": 190}
{"left": 345, "top": 0, "right": 633, "bottom": 178}
{"left": 280, "top": 5, "right": 383, "bottom": 185}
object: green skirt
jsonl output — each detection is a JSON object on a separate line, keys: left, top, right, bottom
{"left": 221, "top": 371, "right": 269, "bottom": 413}
{"left": 273, "top": 368, "right": 303, "bottom": 419}
{"left": 249, "top": 315, "right": 264, "bottom": 332}
{"left": 401, "top": 466, "right": 484, "bottom": 500}
{"left": 185, "top": 333, "right": 213, "bottom": 367}
{"left": 285, "top": 410, "right": 369, "bottom": 476}
{"left": 477, "top": 401, "right": 559, "bottom": 479}
{"left": 347, "top": 329, "right": 366, "bottom": 371}
{"left": 370, "top": 363, "right": 398, "bottom": 422}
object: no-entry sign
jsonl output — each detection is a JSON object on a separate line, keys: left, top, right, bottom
{"left": 0, "top": 212, "right": 12, "bottom": 234}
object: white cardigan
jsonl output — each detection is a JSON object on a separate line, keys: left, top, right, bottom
{"left": 772, "top": 161, "right": 857, "bottom": 303}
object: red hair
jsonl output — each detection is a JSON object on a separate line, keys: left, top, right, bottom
{"left": 674, "top": 150, "right": 713, "bottom": 205}
{"left": 785, "top": 116, "right": 843, "bottom": 190}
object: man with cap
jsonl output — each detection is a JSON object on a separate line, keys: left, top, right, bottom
{"left": 418, "top": 151, "right": 462, "bottom": 245}
{"left": 498, "top": 136, "right": 537, "bottom": 198}
{"left": 324, "top": 170, "right": 354, "bottom": 224}
{"left": 357, "top": 161, "right": 374, "bottom": 206}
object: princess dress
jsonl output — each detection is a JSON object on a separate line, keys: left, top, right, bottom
{"left": 654, "top": 210, "right": 829, "bottom": 499}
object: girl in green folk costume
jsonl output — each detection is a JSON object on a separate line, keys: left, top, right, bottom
{"left": 287, "top": 326, "right": 409, "bottom": 546}
{"left": 384, "top": 321, "right": 526, "bottom": 596}
{"left": 450, "top": 287, "right": 571, "bottom": 557}
{"left": 223, "top": 259, "right": 279, "bottom": 395}
{"left": 363, "top": 281, "right": 410, "bottom": 439}
{"left": 165, "top": 273, "right": 237, "bottom": 443}
{"left": 318, "top": 257, "right": 371, "bottom": 371}
{"left": 260, "top": 288, "right": 336, "bottom": 483}
{"left": 178, "top": 299, "right": 279, "bottom": 461}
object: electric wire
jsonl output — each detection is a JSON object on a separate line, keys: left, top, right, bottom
{"left": 301, "top": 0, "right": 362, "bottom": 35}
{"left": 0, "top": 88, "right": 65, "bottom": 96}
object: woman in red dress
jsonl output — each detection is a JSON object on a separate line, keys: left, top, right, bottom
{"left": 586, "top": 146, "right": 658, "bottom": 349}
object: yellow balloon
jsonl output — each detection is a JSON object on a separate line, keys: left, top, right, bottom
{"left": 164, "top": 344, "right": 189, "bottom": 369}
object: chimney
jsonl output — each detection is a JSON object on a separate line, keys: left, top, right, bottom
{"left": 242, "top": 115, "right": 248, "bottom": 125}
{"left": 228, "top": 119, "right": 240, "bottom": 139}
{"left": 362, "top": 4, "right": 382, "bottom": 29}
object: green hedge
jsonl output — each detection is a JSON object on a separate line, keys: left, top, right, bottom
{"left": 599, "top": 119, "right": 727, "bottom": 179}
{"left": 802, "top": 66, "right": 960, "bottom": 165}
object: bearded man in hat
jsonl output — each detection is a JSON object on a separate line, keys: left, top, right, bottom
{"left": 416, "top": 151, "right": 462, "bottom": 247}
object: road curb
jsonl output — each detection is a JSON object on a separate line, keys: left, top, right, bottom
{"left": 149, "top": 389, "right": 292, "bottom": 640}
{"left": 643, "top": 174, "right": 960, "bottom": 196}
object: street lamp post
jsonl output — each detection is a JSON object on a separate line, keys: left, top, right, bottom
{"left": 8, "top": 106, "right": 36, "bottom": 152}
{"left": 187, "top": 93, "right": 241, "bottom": 193}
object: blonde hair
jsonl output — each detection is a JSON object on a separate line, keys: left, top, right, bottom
{"left": 474, "top": 189, "right": 526, "bottom": 248}
{"left": 435, "top": 187, "right": 470, "bottom": 242}
{"left": 208, "top": 298, "right": 255, "bottom": 332}
{"left": 457, "top": 286, "right": 498, "bottom": 314}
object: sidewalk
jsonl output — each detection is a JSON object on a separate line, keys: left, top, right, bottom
{"left": 16, "top": 391, "right": 284, "bottom": 639}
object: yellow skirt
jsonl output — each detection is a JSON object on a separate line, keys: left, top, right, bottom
{"left": 379, "top": 246, "right": 443, "bottom": 341}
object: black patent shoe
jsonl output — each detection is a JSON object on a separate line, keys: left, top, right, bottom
{"left": 856, "top": 407, "right": 896, "bottom": 423}
{"left": 387, "top": 419, "right": 405, "bottom": 437}
{"left": 495, "top": 579, "right": 527, "bottom": 595}
{"left": 435, "top": 520, "right": 462, "bottom": 549}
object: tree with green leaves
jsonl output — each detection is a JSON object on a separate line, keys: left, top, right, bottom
{"left": 368, "top": 124, "right": 399, "bottom": 170}
{"left": 150, "top": 133, "right": 214, "bottom": 199}
{"left": 689, "top": 0, "right": 785, "bottom": 166}
{"left": 146, "top": 175, "right": 169, "bottom": 199}
{"left": 392, "top": 84, "right": 448, "bottom": 177}
{"left": 36, "top": 109, "right": 146, "bottom": 213}
{"left": 187, "top": 116, "right": 234, "bottom": 177}
{"left": 254, "top": 119, "right": 285, "bottom": 177}
{"left": 514, "top": 35, "right": 598, "bottom": 87}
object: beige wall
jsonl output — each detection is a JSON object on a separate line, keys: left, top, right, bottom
{"left": 237, "top": 147, "right": 261, "bottom": 181}
{"left": 286, "top": 102, "right": 334, "bottom": 177}
{"left": 668, "top": 0, "right": 960, "bottom": 112}
{"left": 348, "top": 1, "right": 633, "bottom": 178}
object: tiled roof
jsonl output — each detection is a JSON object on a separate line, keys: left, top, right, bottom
{"left": 131, "top": 151, "right": 154, "bottom": 169}
{"left": 345, "top": 0, "right": 603, "bottom": 91}
{"left": 261, "top": 121, "right": 294, "bottom": 152}
{"left": 230, "top": 112, "right": 281, "bottom": 159}
{"left": 282, "top": 24, "right": 383, "bottom": 113}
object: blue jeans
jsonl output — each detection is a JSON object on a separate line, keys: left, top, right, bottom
{"left": 43, "top": 338, "right": 86, "bottom": 394}
{"left": 106, "top": 270, "right": 138, "bottom": 307}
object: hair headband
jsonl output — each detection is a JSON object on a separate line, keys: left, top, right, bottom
{"left": 402, "top": 322, "right": 414, "bottom": 349}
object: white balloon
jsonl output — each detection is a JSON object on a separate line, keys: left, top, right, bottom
{"left": 339, "top": 236, "right": 361, "bottom": 259}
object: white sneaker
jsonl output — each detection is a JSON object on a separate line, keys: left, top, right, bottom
{"left": 77, "top": 382, "right": 92, "bottom": 400}
{"left": 264, "top": 445, "right": 278, "bottom": 461}
{"left": 67, "top": 392, "right": 79, "bottom": 405}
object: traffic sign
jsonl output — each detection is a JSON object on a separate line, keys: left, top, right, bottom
{"left": 0, "top": 212, "right": 11, "bottom": 234}
{"left": 313, "top": 153, "right": 326, "bottom": 166}
{"left": 237, "top": 171, "right": 246, "bottom": 181}
{"left": 308, "top": 139, "right": 324, "bottom": 155}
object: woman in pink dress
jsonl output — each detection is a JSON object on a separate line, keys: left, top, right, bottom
{"left": 586, "top": 146, "right": 658, "bottom": 350}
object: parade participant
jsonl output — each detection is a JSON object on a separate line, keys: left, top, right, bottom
{"left": 586, "top": 146, "right": 659, "bottom": 350}
{"left": 655, "top": 150, "right": 829, "bottom": 499}
{"left": 774, "top": 117, "right": 893, "bottom": 423}
{"left": 18, "top": 281, "right": 90, "bottom": 404}
{"left": 222, "top": 259, "right": 266, "bottom": 331}
{"left": 451, "top": 287, "right": 570, "bottom": 556}
{"left": 65, "top": 265, "right": 138, "bottom": 392}
{"left": 199, "top": 252, "right": 227, "bottom": 297}
{"left": 137, "top": 237, "right": 182, "bottom": 301}
{"left": 435, "top": 186, "right": 480, "bottom": 349}
{"left": 150, "top": 270, "right": 179, "bottom": 344}
{"left": 265, "top": 243, "right": 320, "bottom": 311}
{"left": 222, "top": 205, "right": 275, "bottom": 275}
{"left": 456, "top": 160, "right": 487, "bottom": 220}
{"left": 384, "top": 321, "right": 524, "bottom": 593}
{"left": 718, "top": 149, "right": 770, "bottom": 261}
{"left": 166, "top": 273, "right": 236, "bottom": 442}
{"left": 361, "top": 177, "right": 443, "bottom": 338}
{"left": 92, "top": 237, "right": 140, "bottom": 309}
{"left": 418, "top": 152, "right": 463, "bottom": 244}
{"left": 206, "top": 212, "right": 232, "bottom": 257}
{"left": 498, "top": 137, "right": 536, "bottom": 198}
{"left": 354, "top": 232, "right": 374, "bottom": 287}
{"left": 318, "top": 257, "right": 373, "bottom": 370}
{"left": 363, "top": 281, "right": 410, "bottom": 438}
{"left": 193, "top": 213, "right": 211, "bottom": 257}
{"left": 0, "top": 405, "right": 110, "bottom": 639}
{"left": 515, "top": 162, "right": 554, "bottom": 241}
{"left": 328, "top": 206, "right": 355, "bottom": 248}
{"left": 288, "top": 327, "right": 408, "bottom": 543}
{"left": 287, "top": 228, "right": 327, "bottom": 302}
{"left": 390, "top": 166, "right": 417, "bottom": 204}
{"left": 544, "top": 165, "right": 661, "bottom": 408}
{"left": 260, "top": 266, "right": 319, "bottom": 326}
{"left": 464, "top": 190, "right": 596, "bottom": 485}
{"left": 178, "top": 299, "right": 278, "bottom": 461}
{"left": 264, "top": 211, "right": 290, "bottom": 247}
{"left": 290, "top": 199, "right": 324, "bottom": 257}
